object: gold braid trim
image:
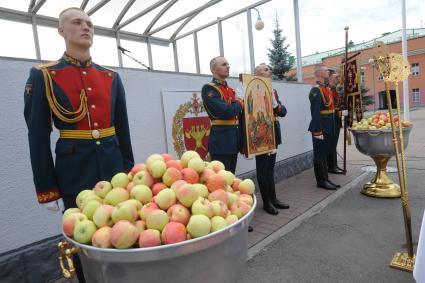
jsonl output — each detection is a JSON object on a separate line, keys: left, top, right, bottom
{"left": 41, "top": 68, "right": 88, "bottom": 123}
{"left": 317, "top": 86, "right": 332, "bottom": 107}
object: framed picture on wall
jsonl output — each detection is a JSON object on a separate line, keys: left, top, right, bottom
{"left": 240, "top": 74, "right": 276, "bottom": 158}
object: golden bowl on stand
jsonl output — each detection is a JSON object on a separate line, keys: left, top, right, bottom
{"left": 350, "top": 126, "right": 412, "bottom": 198}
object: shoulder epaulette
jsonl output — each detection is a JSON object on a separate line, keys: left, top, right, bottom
{"left": 35, "top": 61, "right": 59, "bottom": 70}
{"left": 99, "top": 65, "right": 116, "bottom": 73}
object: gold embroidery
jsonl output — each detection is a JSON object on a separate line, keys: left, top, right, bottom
{"left": 37, "top": 190, "right": 60, "bottom": 203}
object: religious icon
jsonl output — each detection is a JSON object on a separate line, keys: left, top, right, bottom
{"left": 239, "top": 74, "right": 276, "bottom": 158}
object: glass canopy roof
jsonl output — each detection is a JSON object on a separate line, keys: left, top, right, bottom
{"left": 0, "top": 0, "right": 267, "bottom": 41}
{"left": 0, "top": 0, "right": 272, "bottom": 74}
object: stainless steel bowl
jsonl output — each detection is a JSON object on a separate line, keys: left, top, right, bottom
{"left": 351, "top": 127, "right": 412, "bottom": 157}
{"left": 62, "top": 197, "right": 256, "bottom": 283}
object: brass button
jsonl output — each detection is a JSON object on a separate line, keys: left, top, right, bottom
{"left": 108, "top": 72, "right": 112, "bottom": 77}
{"left": 96, "top": 141, "right": 101, "bottom": 145}
{"left": 51, "top": 71, "right": 56, "bottom": 75}
{"left": 87, "top": 87, "right": 92, "bottom": 91}
{"left": 82, "top": 71, "right": 87, "bottom": 75}
{"left": 93, "top": 122, "right": 98, "bottom": 127}
{"left": 91, "top": 104, "right": 96, "bottom": 109}
{"left": 92, "top": 130, "right": 100, "bottom": 139}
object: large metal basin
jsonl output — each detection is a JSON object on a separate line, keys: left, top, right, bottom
{"left": 350, "top": 127, "right": 412, "bottom": 197}
{"left": 62, "top": 197, "right": 256, "bottom": 283}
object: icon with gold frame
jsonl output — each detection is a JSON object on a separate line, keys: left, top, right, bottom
{"left": 239, "top": 74, "right": 276, "bottom": 158}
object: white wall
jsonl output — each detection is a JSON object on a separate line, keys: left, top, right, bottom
{"left": 0, "top": 57, "right": 312, "bottom": 254}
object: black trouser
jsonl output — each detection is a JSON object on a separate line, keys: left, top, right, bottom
{"left": 210, "top": 153, "right": 238, "bottom": 174}
{"left": 255, "top": 152, "right": 277, "bottom": 205}
{"left": 312, "top": 133, "right": 333, "bottom": 183}
{"left": 312, "top": 133, "right": 332, "bottom": 163}
{"left": 62, "top": 195, "right": 86, "bottom": 283}
{"left": 328, "top": 116, "right": 342, "bottom": 169}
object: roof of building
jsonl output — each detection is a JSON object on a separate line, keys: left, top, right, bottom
{"left": 297, "top": 28, "right": 425, "bottom": 67}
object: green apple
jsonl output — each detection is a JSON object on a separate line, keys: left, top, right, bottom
{"left": 104, "top": 187, "right": 130, "bottom": 206}
{"left": 130, "top": 184, "right": 152, "bottom": 204}
{"left": 191, "top": 197, "right": 214, "bottom": 218}
{"left": 211, "top": 216, "right": 228, "bottom": 232}
{"left": 93, "top": 181, "right": 112, "bottom": 198}
{"left": 82, "top": 200, "right": 102, "bottom": 220}
{"left": 62, "top": 208, "right": 81, "bottom": 221}
{"left": 73, "top": 220, "right": 97, "bottom": 244}
{"left": 111, "top": 203, "right": 138, "bottom": 223}
{"left": 146, "top": 209, "right": 169, "bottom": 232}
{"left": 111, "top": 172, "right": 129, "bottom": 188}
{"left": 187, "top": 214, "right": 211, "bottom": 238}
{"left": 180, "top": 150, "right": 200, "bottom": 168}
{"left": 192, "top": 183, "right": 209, "bottom": 198}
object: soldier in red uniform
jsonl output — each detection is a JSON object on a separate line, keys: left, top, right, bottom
{"left": 254, "top": 63, "right": 289, "bottom": 215}
{"left": 327, "top": 72, "right": 345, "bottom": 174}
{"left": 308, "top": 66, "right": 340, "bottom": 190}
{"left": 201, "top": 56, "right": 243, "bottom": 174}
{"left": 24, "top": 7, "right": 134, "bottom": 282}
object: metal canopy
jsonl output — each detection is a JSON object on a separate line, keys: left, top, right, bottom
{"left": 0, "top": 0, "right": 271, "bottom": 72}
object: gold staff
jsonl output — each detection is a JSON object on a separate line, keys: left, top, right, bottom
{"left": 373, "top": 42, "right": 415, "bottom": 272}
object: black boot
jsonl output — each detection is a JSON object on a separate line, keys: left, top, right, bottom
{"left": 328, "top": 179, "right": 341, "bottom": 188}
{"left": 258, "top": 180, "right": 278, "bottom": 215}
{"left": 323, "top": 161, "right": 340, "bottom": 188}
{"left": 328, "top": 151, "right": 344, "bottom": 174}
{"left": 269, "top": 182, "right": 289, "bottom": 209}
{"left": 314, "top": 162, "right": 337, "bottom": 190}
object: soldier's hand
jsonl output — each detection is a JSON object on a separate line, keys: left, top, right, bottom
{"left": 41, "top": 198, "right": 65, "bottom": 212}
{"left": 272, "top": 93, "right": 278, "bottom": 108}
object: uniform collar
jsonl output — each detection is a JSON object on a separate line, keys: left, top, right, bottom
{"left": 316, "top": 80, "right": 328, "bottom": 87}
{"left": 212, "top": 78, "right": 227, "bottom": 86}
{"left": 63, "top": 53, "right": 92, "bottom": 68}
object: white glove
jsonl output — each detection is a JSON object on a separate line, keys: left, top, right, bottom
{"left": 235, "top": 83, "right": 244, "bottom": 99}
{"left": 341, "top": 110, "right": 348, "bottom": 116}
{"left": 272, "top": 93, "right": 278, "bottom": 108}
{"left": 313, "top": 135, "right": 324, "bottom": 140}
{"left": 42, "top": 198, "right": 65, "bottom": 212}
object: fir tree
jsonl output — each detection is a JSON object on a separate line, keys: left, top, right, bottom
{"left": 267, "top": 18, "right": 295, "bottom": 81}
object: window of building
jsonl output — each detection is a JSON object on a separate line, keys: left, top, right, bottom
{"left": 378, "top": 74, "right": 384, "bottom": 81}
{"left": 411, "top": 63, "right": 419, "bottom": 76}
{"left": 360, "top": 70, "right": 365, "bottom": 84}
{"left": 412, "top": 88, "right": 420, "bottom": 103}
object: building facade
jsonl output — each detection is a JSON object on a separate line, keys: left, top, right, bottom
{"left": 291, "top": 28, "right": 425, "bottom": 111}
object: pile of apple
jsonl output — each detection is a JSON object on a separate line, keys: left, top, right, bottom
{"left": 351, "top": 111, "right": 413, "bottom": 130}
{"left": 62, "top": 151, "right": 255, "bottom": 249}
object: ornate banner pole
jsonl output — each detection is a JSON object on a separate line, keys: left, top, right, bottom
{"left": 343, "top": 26, "right": 349, "bottom": 174}
{"left": 373, "top": 42, "right": 415, "bottom": 272}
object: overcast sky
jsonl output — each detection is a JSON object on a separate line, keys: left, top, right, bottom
{"left": 0, "top": 0, "right": 424, "bottom": 75}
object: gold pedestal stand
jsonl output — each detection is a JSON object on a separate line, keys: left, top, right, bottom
{"left": 362, "top": 156, "right": 400, "bottom": 198}
{"left": 390, "top": 252, "right": 416, "bottom": 272}
{"left": 373, "top": 43, "right": 415, "bottom": 272}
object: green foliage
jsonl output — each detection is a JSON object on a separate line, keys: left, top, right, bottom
{"left": 267, "top": 18, "right": 295, "bottom": 81}
{"left": 361, "top": 83, "right": 374, "bottom": 106}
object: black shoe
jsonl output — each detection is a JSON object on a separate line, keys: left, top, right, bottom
{"left": 263, "top": 203, "right": 279, "bottom": 215}
{"left": 248, "top": 226, "right": 253, "bottom": 232}
{"left": 336, "top": 166, "right": 345, "bottom": 172}
{"left": 317, "top": 181, "right": 337, "bottom": 190}
{"left": 328, "top": 167, "right": 345, "bottom": 174}
{"left": 272, "top": 199, "right": 290, "bottom": 209}
{"left": 328, "top": 180, "right": 341, "bottom": 188}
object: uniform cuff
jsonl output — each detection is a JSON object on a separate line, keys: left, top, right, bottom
{"left": 37, "top": 188, "right": 61, "bottom": 203}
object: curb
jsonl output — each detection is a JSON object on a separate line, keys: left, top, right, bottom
{"left": 247, "top": 171, "right": 371, "bottom": 260}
